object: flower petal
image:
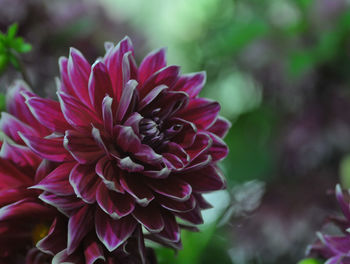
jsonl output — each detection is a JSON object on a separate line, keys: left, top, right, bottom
{"left": 147, "top": 177, "right": 192, "bottom": 202}
{"left": 96, "top": 156, "right": 124, "bottom": 193}
{"left": 132, "top": 203, "right": 164, "bottom": 232}
{"left": 115, "top": 79, "right": 138, "bottom": 122}
{"left": 208, "top": 132, "right": 229, "bottom": 161}
{"left": 37, "top": 218, "right": 67, "bottom": 255}
{"left": 120, "top": 174, "right": 154, "bottom": 206}
{"left": 95, "top": 209, "right": 137, "bottom": 252}
{"left": 84, "top": 237, "right": 106, "bottom": 264}
{"left": 208, "top": 116, "right": 231, "bottom": 138}
{"left": 158, "top": 194, "right": 196, "bottom": 213}
{"left": 138, "top": 48, "right": 167, "bottom": 85}
{"left": 176, "top": 205, "right": 204, "bottom": 225}
{"left": 39, "top": 192, "right": 84, "bottom": 216}
{"left": 172, "top": 71, "right": 206, "bottom": 98}
{"left": 157, "top": 213, "right": 180, "bottom": 242}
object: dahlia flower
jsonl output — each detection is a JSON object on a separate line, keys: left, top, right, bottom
{"left": 21, "top": 37, "right": 230, "bottom": 259}
{"left": 308, "top": 184, "right": 350, "bottom": 264}
{"left": 0, "top": 81, "right": 54, "bottom": 263}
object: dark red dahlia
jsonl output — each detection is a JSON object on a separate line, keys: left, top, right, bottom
{"left": 21, "top": 37, "right": 230, "bottom": 259}
{"left": 308, "top": 185, "right": 350, "bottom": 264}
{"left": 0, "top": 81, "right": 54, "bottom": 263}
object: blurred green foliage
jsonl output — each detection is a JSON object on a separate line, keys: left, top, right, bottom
{"left": 0, "top": 93, "right": 5, "bottom": 112}
{"left": 0, "top": 23, "right": 31, "bottom": 74}
{"left": 298, "top": 258, "right": 323, "bottom": 264}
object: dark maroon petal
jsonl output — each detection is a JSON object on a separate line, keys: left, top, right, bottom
{"left": 116, "top": 156, "right": 144, "bottom": 172}
{"left": 147, "top": 177, "right": 192, "bottom": 201}
{"left": 164, "top": 142, "right": 189, "bottom": 166}
{"left": 132, "top": 203, "right": 164, "bottom": 232}
{"left": 96, "top": 183, "right": 135, "bottom": 219}
{"left": 172, "top": 71, "right": 206, "bottom": 98}
{"left": 120, "top": 174, "right": 154, "bottom": 206}
{"left": 0, "top": 187, "right": 33, "bottom": 207}
{"left": 124, "top": 112, "right": 143, "bottom": 136}
{"left": 96, "top": 156, "right": 124, "bottom": 193}
{"left": 57, "top": 92, "right": 101, "bottom": 130}
{"left": 91, "top": 126, "right": 109, "bottom": 155}
{"left": 26, "top": 96, "right": 69, "bottom": 132}
{"left": 138, "top": 48, "right": 167, "bottom": 85}
{"left": 154, "top": 91, "right": 189, "bottom": 120}
{"left": 95, "top": 209, "right": 137, "bottom": 252}
{"left": 181, "top": 165, "right": 226, "bottom": 192}
{"left": 59, "top": 56, "right": 77, "bottom": 98}
{"left": 0, "top": 112, "right": 39, "bottom": 144}
{"left": 0, "top": 140, "right": 41, "bottom": 168}
{"left": 69, "top": 164, "right": 99, "bottom": 204}
{"left": 102, "top": 95, "right": 113, "bottom": 136}
{"left": 139, "top": 65, "right": 180, "bottom": 99}
{"left": 39, "top": 192, "right": 84, "bottom": 216}
{"left": 19, "top": 133, "right": 71, "bottom": 162}
{"left": 163, "top": 153, "right": 184, "bottom": 170}
{"left": 158, "top": 194, "right": 196, "bottom": 213}
{"left": 68, "top": 206, "right": 93, "bottom": 254}
{"left": 194, "top": 193, "right": 213, "bottom": 209}
{"left": 6, "top": 81, "right": 46, "bottom": 133}
{"left": 64, "top": 130, "right": 104, "bottom": 164}
{"left": 115, "top": 79, "right": 138, "bottom": 122}
{"left": 208, "top": 116, "right": 231, "bottom": 138}
{"left": 336, "top": 184, "right": 350, "bottom": 221}
{"left": 37, "top": 218, "right": 67, "bottom": 255}
{"left": 67, "top": 47, "right": 91, "bottom": 107}
{"left": 0, "top": 199, "right": 53, "bottom": 221}
{"left": 138, "top": 84, "right": 168, "bottom": 111}
{"left": 32, "top": 162, "right": 76, "bottom": 196}
{"left": 84, "top": 237, "right": 106, "bottom": 264}
{"left": 208, "top": 132, "right": 229, "bottom": 161}
{"left": 52, "top": 249, "right": 83, "bottom": 264}
{"left": 169, "top": 118, "right": 197, "bottom": 148}
{"left": 181, "top": 154, "right": 212, "bottom": 172}
{"left": 88, "top": 61, "right": 113, "bottom": 115}
{"left": 105, "top": 37, "right": 134, "bottom": 101}
{"left": 186, "top": 132, "right": 212, "bottom": 161}
{"left": 176, "top": 206, "right": 204, "bottom": 225}
{"left": 157, "top": 213, "right": 180, "bottom": 242}
{"left": 143, "top": 166, "right": 171, "bottom": 179}
{"left": 177, "top": 98, "right": 220, "bottom": 130}
{"left": 0, "top": 158, "right": 32, "bottom": 188}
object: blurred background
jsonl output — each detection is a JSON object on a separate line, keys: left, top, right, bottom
{"left": 1, "top": 0, "right": 350, "bottom": 263}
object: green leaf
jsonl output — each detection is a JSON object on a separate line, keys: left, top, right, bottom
{"left": 297, "top": 258, "right": 323, "bottom": 264}
{"left": 7, "top": 23, "right": 18, "bottom": 39}
{"left": 0, "top": 54, "right": 8, "bottom": 74}
{"left": 8, "top": 53, "right": 19, "bottom": 70}
{"left": 17, "top": 43, "right": 32, "bottom": 53}
{"left": 0, "top": 93, "right": 5, "bottom": 112}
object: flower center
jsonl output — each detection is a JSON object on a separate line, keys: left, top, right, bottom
{"left": 32, "top": 223, "right": 50, "bottom": 245}
{"left": 139, "top": 117, "right": 164, "bottom": 148}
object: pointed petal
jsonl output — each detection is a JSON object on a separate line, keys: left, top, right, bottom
{"left": 147, "top": 177, "right": 192, "bottom": 202}
{"left": 115, "top": 79, "right": 138, "bottom": 122}
{"left": 132, "top": 203, "right": 164, "bottom": 232}
{"left": 68, "top": 206, "right": 93, "bottom": 254}
{"left": 157, "top": 213, "right": 180, "bottom": 242}
{"left": 176, "top": 206, "right": 204, "bottom": 225}
{"left": 69, "top": 164, "right": 99, "bottom": 204}
{"left": 84, "top": 237, "right": 106, "bottom": 264}
{"left": 96, "top": 183, "right": 135, "bottom": 219}
{"left": 177, "top": 98, "right": 220, "bottom": 130}
{"left": 186, "top": 132, "right": 212, "bottom": 161}
{"left": 169, "top": 118, "right": 197, "bottom": 148}
{"left": 0, "top": 158, "right": 32, "bottom": 188}
{"left": 39, "top": 192, "right": 84, "bottom": 216}
{"left": 19, "top": 133, "right": 70, "bottom": 162}
{"left": 172, "top": 71, "right": 206, "bottom": 98}
{"left": 96, "top": 157, "right": 124, "bottom": 193}
{"left": 158, "top": 194, "right": 196, "bottom": 213}
{"left": 120, "top": 174, "right": 154, "bottom": 206}
{"left": 138, "top": 48, "right": 167, "bottom": 85}
{"left": 138, "top": 84, "right": 168, "bottom": 111}
{"left": 37, "top": 218, "right": 67, "bottom": 255}
{"left": 95, "top": 209, "right": 137, "bottom": 252}
{"left": 67, "top": 47, "right": 91, "bottom": 106}
{"left": 102, "top": 95, "right": 113, "bottom": 136}
{"left": 52, "top": 249, "right": 82, "bottom": 264}
{"left": 208, "top": 132, "right": 229, "bottom": 161}
{"left": 208, "top": 116, "right": 231, "bottom": 138}
{"left": 59, "top": 56, "right": 76, "bottom": 97}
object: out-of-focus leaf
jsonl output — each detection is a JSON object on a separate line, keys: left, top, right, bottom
{"left": 8, "top": 53, "right": 19, "bottom": 70}
{"left": 297, "top": 258, "right": 323, "bottom": 264}
{"left": 340, "top": 155, "right": 350, "bottom": 189}
{"left": 11, "top": 37, "right": 32, "bottom": 53}
{"left": 0, "top": 93, "right": 5, "bottom": 112}
{"left": 0, "top": 54, "right": 8, "bottom": 74}
{"left": 294, "top": 0, "right": 314, "bottom": 11}
{"left": 7, "top": 23, "right": 18, "bottom": 39}
{"left": 288, "top": 50, "right": 315, "bottom": 77}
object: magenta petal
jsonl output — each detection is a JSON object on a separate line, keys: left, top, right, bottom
{"left": 138, "top": 85, "right": 168, "bottom": 111}
{"left": 32, "top": 162, "right": 76, "bottom": 196}
{"left": 132, "top": 203, "right": 164, "bottom": 232}
{"left": 84, "top": 238, "right": 106, "bottom": 264}
{"left": 0, "top": 187, "right": 32, "bottom": 207}
{"left": 336, "top": 184, "right": 350, "bottom": 221}
{"left": 0, "top": 159, "right": 32, "bottom": 188}
{"left": 39, "top": 192, "right": 84, "bottom": 216}
{"left": 26, "top": 96, "right": 69, "bottom": 132}
{"left": 115, "top": 79, "right": 138, "bottom": 122}
{"left": 0, "top": 112, "right": 39, "bottom": 144}
{"left": 102, "top": 95, "right": 113, "bottom": 135}
{"left": 186, "top": 132, "right": 212, "bottom": 161}
{"left": 169, "top": 118, "right": 197, "bottom": 148}
{"left": 181, "top": 165, "right": 226, "bottom": 192}
{"left": 69, "top": 164, "right": 99, "bottom": 204}
{"left": 59, "top": 56, "right": 77, "bottom": 98}
{"left": 96, "top": 183, "right": 135, "bottom": 219}
{"left": 0, "top": 140, "right": 41, "bottom": 168}
{"left": 138, "top": 48, "right": 167, "bottom": 85}
{"left": 181, "top": 154, "right": 212, "bottom": 172}
{"left": 158, "top": 194, "right": 196, "bottom": 213}
{"left": 88, "top": 61, "right": 113, "bottom": 115}
{"left": 52, "top": 249, "right": 82, "bottom": 264}
{"left": 177, "top": 98, "right": 220, "bottom": 130}
{"left": 67, "top": 47, "right": 91, "bottom": 106}
{"left": 157, "top": 213, "right": 180, "bottom": 242}
{"left": 172, "top": 71, "right": 206, "bottom": 98}
{"left": 37, "top": 218, "right": 67, "bottom": 255}
{"left": 64, "top": 130, "right": 104, "bottom": 164}
{"left": 57, "top": 92, "right": 101, "bottom": 130}
{"left": 139, "top": 65, "right": 180, "bottom": 99}
{"left": 147, "top": 177, "right": 192, "bottom": 201}
{"left": 105, "top": 37, "right": 134, "bottom": 101}
{"left": 95, "top": 209, "right": 137, "bottom": 252}
{"left": 176, "top": 206, "right": 204, "bottom": 225}
{"left": 19, "top": 133, "right": 70, "bottom": 162}
{"left": 208, "top": 116, "right": 231, "bottom": 138}
{"left": 96, "top": 157, "right": 124, "bottom": 193}
{"left": 68, "top": 206, "right": 93, "bottom": 254}
{"left": 124, "top": 112, "right": 143, "bottom": 135}
{"left": 194, "top": 193, "right": 213, "bottom": 209}
{"left": 120, "top": 174, "right": 154, "bottom": 206}
{"left": 208, "top": 132, "right": 229, "bottom": 161}
{"left": 117, "top": 156, "right": 144, "bottom": 173}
